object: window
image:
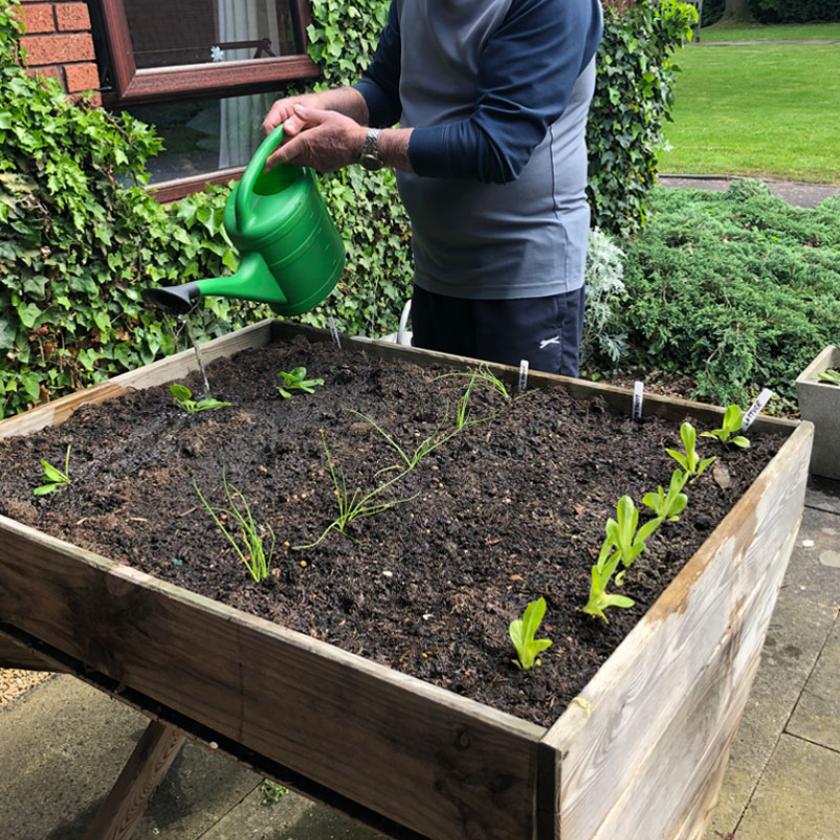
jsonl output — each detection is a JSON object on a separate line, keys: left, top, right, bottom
{"left": 99, "top": 0, "right": 318, "bottom": 103}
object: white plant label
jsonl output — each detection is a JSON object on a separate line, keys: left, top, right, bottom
{"left": 632, "top": 381, "right": 644, "bottom": 421}
{"left": 328, "top": 317, "right": 341, "bottom": 349}
{"left": 742, "top": 388, "right": 773, "bottom": 430}
{"left": 518, "top": 360, "right": 529, "bottom": 393}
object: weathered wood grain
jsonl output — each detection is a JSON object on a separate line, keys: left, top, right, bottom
{"left": 0, "top": 632, "right": 66, "bottom": 672}
{"left": 84, "top": 721, "right": 186, "bottom": 840}
{"left": 0, "top": 515, "right": 543, "bottom": 840}
{"left": 540, "top": 421, "right": 812, "bottom": 840}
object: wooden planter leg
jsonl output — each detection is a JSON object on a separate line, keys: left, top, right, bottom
{"left": 84, "top": 720, "right": 186, "bottom": 840}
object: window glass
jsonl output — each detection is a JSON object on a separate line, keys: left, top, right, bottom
{"left": 125, "top": 90, "right": 279, "bottom": 182}
{"left": 123, "top": 0, "right": 298, "bottom": 70}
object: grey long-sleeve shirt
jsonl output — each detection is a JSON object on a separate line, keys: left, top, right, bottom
{"left": 355, "top": 0, "right": 604, "bottom": 299}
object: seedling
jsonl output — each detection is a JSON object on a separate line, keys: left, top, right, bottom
{"left": 583, "top": 536, "right": 635, "bottom": 623}
{"left": 195, "top": 476, "right": 275, "bottom": 582}
{"left": 455, "top": 373, "right": 477, "bottom": 431}
{"left": 817, "top": 369, "right": 840, "bottom": 386}
{"left": 260, "top": 779, "right": 288, "bottom": 805}
{"left": 509, "top": 597, "right": 553, "bottom": 670}
{"left": 643, "top": 470, "right": 689, "bottom": 522}
{"left": 349, "top": 408, "right": 456, "bottom": 473}
{"left": 294, "top": 430, "right": 418, "bottom": 549}
{"left": 435, "top": 363, "right": 511, "bottom": 401}
{"left": 170, "top": 383, "right": 231, "bottom": 414}
{"left": 701, "top": 404, "right": 751, "bottom": 448}
{"left": 276, "top": 367, "right": 324, "bottom": 399}
{"left": 667, "top": 422, "right": 716, "bottom": 480}
{"left": 33, "top": 444, "right": 71, "bottom": 496}
{"left": 606, "top": 495, "right": 662, "bottom": 577}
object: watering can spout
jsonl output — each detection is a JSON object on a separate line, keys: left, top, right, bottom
{"left": 142, "top": 282, "right": 201, "bottom": 315}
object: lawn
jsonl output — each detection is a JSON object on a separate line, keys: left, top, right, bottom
{"left": 700, "top": 21, "right": 840, "bottom": 41}
{"left": 660, "top": 44, "right": 840, "bottom": 183}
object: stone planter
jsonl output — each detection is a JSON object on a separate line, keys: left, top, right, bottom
{"left": 796, "top": 346, "right": 840, "bottom": 480}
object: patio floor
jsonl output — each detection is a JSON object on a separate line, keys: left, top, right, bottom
{"left": 1, "top": 478, "right": 838, "bottom": 840}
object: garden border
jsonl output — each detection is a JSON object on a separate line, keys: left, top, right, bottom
{"left": 0, "top": 320, "right": 812, "bottom": 839}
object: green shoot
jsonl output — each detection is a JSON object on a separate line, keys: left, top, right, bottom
{"left": 606, "top": 495, "right": 662, "bottom": 576}
{"left": 434, "top": 363, "right": 511, "bottom": 401}
{"left": 667, "top": 421, "right": 717, "bottom": 481}
{"left": 582, "top": 537, "right": 635, "bottom": 623}
{"left": 701, "top": 404, "right": 751, "bottom": 448}
{"left": 33, "top": 444, "right": 71, "bottom": 496}
{"left": 643, "top": 470, "right": 689, "bottom": 522}
{"left": 817, "top": 369, "right": 840, "bottom": 386}
{"left": 260, "top": 779, "right": 288, "bottom": 805}
{"left": 294, "top": 430, "right": 419, "bottom": 550}
{"left": 276, "top": 367, "right": 324, "bottom": 399}
{"left": 170, "top": 383, "right": 231, "bottom": 414}
{"left": 455, "top": 373, "right": 477, "bottom": 431}
{"left": 509, "top": 597, "right": 553, "bottom": 670}
{"left": 349, "top": 408, "right": 456, "bottom": 473}
{"left": 195, "top": 476, "right": 275, "bottom": 582}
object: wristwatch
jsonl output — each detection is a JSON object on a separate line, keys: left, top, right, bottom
{"left": 358, "top": 128, "right": 384, "bottom": 171}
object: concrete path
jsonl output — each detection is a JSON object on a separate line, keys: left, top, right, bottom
{"left": 659, "top": 175, "right": 840, "bottom": 209}
{"left": 1, "top": 479, "right": 838, "bottom": 839}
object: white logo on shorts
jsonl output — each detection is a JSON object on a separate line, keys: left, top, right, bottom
{"left": 539, "top": 336, "right": 561, "bottom": 350}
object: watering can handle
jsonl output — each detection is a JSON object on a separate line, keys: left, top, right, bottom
{"left": 235, "top": 125, "right": 292, "bottom": 230}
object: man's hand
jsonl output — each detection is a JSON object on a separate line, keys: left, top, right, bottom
{"left": 262, "top": 93, "right": 326, "bottom": 136}
{"left": 267, "top": 105, "right": 367, "bottom": 173}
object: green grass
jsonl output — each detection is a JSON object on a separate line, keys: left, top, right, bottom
{"left": 661, "top": 45, "right": 840, "bottom": 184}
{"left": 701, "top": 22, "right": 840, "bottom": 41}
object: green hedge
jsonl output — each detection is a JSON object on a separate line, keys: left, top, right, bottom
{"left": 0, "top": 0, "right": 693, "bottom": 418}
{"left": 750, "top": 0, "right": 840, "bottom": 23}
{"left": 600, "top": 182, "right": 840, "bottom": 408}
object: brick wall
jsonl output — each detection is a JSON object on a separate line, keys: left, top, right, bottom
{"left": 17, "top": 1, "right": 101, "bottom": 105}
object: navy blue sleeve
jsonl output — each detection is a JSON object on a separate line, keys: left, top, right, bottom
{"left": 410, "top": 0, "right": 603, "bottom": 184}
{"left": 353, "top": 1, "right": 402, "bottom": 128}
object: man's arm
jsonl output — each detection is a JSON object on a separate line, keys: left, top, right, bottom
{"left": 409, "top": 0, "right": 603, "bottom": 184}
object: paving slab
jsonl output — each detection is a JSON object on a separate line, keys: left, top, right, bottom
{"left": 733, "top": 734, "right": 840, "bottom": 840}
{"left": 806, "top": 476, "right": 840, "bottom": 516}
{"left": 704, "top": 592, "right": 836, "bottom": 839}
{"left": 777, "top": 507, "right": 840, "bottom": 610}
{"left": 0, "top": 677, "right": 258, "bottom": 840}
{"left": 786, "top": 619, "right": 840, "bottom": 753}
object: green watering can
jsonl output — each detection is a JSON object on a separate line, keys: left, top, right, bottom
{"left": 143, "top": 126, "right": 345, "bottom": 316}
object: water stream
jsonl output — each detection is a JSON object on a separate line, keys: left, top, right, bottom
{"left": 183, "top": 316, "right": 212, "bottom": 397}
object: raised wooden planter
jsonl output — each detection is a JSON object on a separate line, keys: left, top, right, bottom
{"left": 0, "top": 320, "right": 813, "bottom": 840}
{"left": 796, "top": 345, "right": 840, "bottom": 481}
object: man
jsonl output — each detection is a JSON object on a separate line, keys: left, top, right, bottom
{"left": 263, "top": 0, "right": 603, "bottom": 376}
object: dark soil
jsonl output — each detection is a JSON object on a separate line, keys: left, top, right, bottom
{"left": 0, "top": 337, "right": 786, "bottom": 728}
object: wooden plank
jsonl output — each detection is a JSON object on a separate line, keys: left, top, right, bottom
{"left": 0, "top": 517, "right": 543, "bottom": 840}
{"left": 0, "top": 632, "right": 66, "bottom": 672}
{"left": 0, "top": 320, "right": 273, "bottom": 441}
{"left": 84, "top": 721, "right": 186, "bottom": 840}
{"left": 540, "top": 421, "right": 812, "bottom": 840}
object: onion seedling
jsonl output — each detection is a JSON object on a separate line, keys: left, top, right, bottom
{"left": 701, "top": 404, "right": 751, "bottom": 448}
{"left": 583, "top": 536, "right": 635, "bottom": 623}
{"left": 195, "top": 476, "right": 275, "bottom": 583}
{"left": 435, "top": 363, "right": 511, "bottom": 401}
{"left": 643, "top": 470, "right": 689, "bottom": 522}
{"left": 667, "top": 421, "right": 716, "bottom": 481}
{"left": 33, "top": 444, "right": 71, "bottom": 496}
{"left": 276, "top": 367, "right": 324, "bottom": 399}
{"left": 170, "top": 383, "right": 231, "bottom": 414}
{"left": 817, "top": 369, "right": 840, "bottom": 386}
{"left": 294, "top": 430, "right": 419, "bottom": 550}
{"left": 509, "top": 597, "right": 553, "bottom": 670}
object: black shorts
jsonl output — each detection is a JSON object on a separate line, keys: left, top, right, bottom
{"left": 410, "top": 285, "right": 585, "bottom": 377}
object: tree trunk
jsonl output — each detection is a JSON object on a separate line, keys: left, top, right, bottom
{"left": 721, "top": 0, "right": 756, "bottom": 22}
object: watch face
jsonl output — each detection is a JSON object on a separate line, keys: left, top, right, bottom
{"left": 360, "top": 153, "right": 384, "bottom": 172}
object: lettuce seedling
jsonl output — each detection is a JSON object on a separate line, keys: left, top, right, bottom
{"left": 583, "top": 537, "right": 635, "bottom": 623}
{"left": 701, "top": 404, "right": 750, "bottom": 448}
{"left": 170, "top": 383, "right": 231, "bottom": 414}
{"left": 33, "top": 444, "right": 71, "bottom": 496}
{"left": 195, "top": 476, "right": 275, "bottom": 583}
{"left": 667, "top": 422, "right": 716, "bottom": 480}
{"left": 606, "top": 495, "right": 662, "bottom": 576}
{"left": 276, "top": 367, "right": 324, "bottom": 399}
{"left": 817, "top": 369, "right": 840, "bottom": 386}
{"left": 509, "top": 597, "right": 553, "bottom": 670}
{"left": 643, "top": 470, "right": 689, "bottom": 522}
